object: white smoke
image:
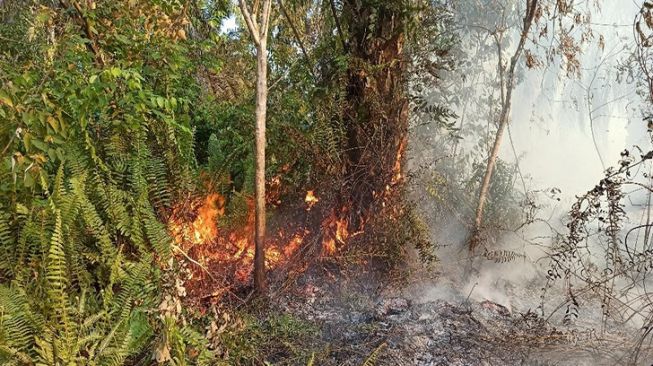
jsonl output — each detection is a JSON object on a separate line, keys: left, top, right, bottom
{"left": 409, "top": 1, "right": 647, "bottom": 315}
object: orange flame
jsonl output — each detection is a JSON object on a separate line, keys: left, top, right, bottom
{"left": 168, "top": 192, "right": 310, "bottom": 286}
{"left": 304, "top": 190, "right": 319, "bottom": 210}
{"left": 391, "top": 139, "right": 406, "bottom": 185}
{"left": 321, "top": 209, "right": 349, "bottom": 255}
{"left": 169, "top": 193, "right": 225, "bottom": 246}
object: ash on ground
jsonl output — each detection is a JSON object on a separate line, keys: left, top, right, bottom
{"left": 275, "top": 260, "right": 638, "bottom": 366}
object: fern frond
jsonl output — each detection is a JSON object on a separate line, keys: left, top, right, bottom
{"left": 71, "top": 177, "right": 117, "bottom": 265}
{"left": 483, "top": 249, "right": 526, "bottom": 263}
{"left": 45, "top": 210, "right": 76, "bottom": 357}
{"left": 0, "top": 207, "right": 15, "bottom": 278}
{"left": 0, "top": 286, "right": 36, "bottom": 362}
{"left": 140, "top": 198, "right": 172, "bottom": 261}
{"left": 361, "top": 342, "right": 386, "bottom": 366}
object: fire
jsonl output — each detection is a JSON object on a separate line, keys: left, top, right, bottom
{"left": 391, "top": 139, "right": 406, "bottom": 185}
{"left": 321, "top": 208, "right": 349, "bottom": 255}
{"left": 283, "top": 232, "right": 306, "bottom": 256}
{"left": 168, "top": 192, "right": 309, "bottom": 287}
{"left": 304, "top": 190, "right": 319, "bottom": 210}
{"left": 169, "top": 193, "right": 225, "bottom": 246}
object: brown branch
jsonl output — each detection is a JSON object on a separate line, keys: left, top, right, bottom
{"left": 471, "top": 0, "right": 539, "bottom": 252}
{"left": 59, "top": 0, "right": 104, "bottom": 66}
{"left": 279, "top": 0, "right": 314, "bottom": 76}
{"left": 329, "top": 0, "right": 347, "bottom": 52}
{"left": 1, "top": 133, "right": 15, "bottom": 157}
{"left": 260, "top": 0, "right": 272, "bottom": 41}
{"left": 239, "top": 0, "right": 261, "bottom": 45}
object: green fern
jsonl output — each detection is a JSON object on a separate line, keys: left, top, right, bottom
{"left": 0, "top": 2, "right": 212, "bottom": 364}
{"left": 0, "top": 207, "right": 14, "bottom": 278}
{"left": 0, "top": 286, "right": 36, "bottom": 364}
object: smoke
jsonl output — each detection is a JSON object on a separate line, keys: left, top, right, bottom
{"left": 408, "top": 0, "right": 646, "bottom": 318}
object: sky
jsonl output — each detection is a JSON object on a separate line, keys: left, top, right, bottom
{"left": 220, "top": 15, "right": 237, "bottom": 34}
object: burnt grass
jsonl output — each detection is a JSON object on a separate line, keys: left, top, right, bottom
{"left": 270, "top": 247, "right": 632, "bottom": 366}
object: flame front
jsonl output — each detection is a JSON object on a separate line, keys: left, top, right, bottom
{"left": 391, "top": 139, "right": 406, "bottom": 185}
{"left": 168, "top": 193, "right": 309, "bottom": 287}
{"left": 169, "top": 193, "right": 224, "bottom": 247}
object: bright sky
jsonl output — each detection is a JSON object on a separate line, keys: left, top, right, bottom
{"left": 220, "top": 15, "right": 238, "bottom": 34}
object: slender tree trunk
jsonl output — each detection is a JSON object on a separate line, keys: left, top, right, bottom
{"left": 238, "top": 0, "right": 271, "bottom": 294}
{"left": 253, "top": 39, "right": 268, "bottom": 293}
{"left": 470, "top": 0, "right": 538, "bottom": 252}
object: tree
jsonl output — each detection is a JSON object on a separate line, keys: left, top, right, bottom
{"left": 470, "top": 0, "right": 539, "bottom": 252}
{"left": 337, "top": 0, "right": 410, "bottom": 228}
{"left": 467, "top": 0, "right": 600, "bottom": 252}
{"left": 238, "top": 0, "right": 272, "bottom": 293}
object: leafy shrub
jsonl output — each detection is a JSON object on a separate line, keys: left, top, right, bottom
{"left": 0, "top": 1, "right": 207, "bottom": 363}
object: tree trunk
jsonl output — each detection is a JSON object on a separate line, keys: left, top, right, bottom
{"left": 470, "top": 0, "right": 538, "bottom": 252}
{"left": 338, "top": 0, "right": 409, "bottom": 228}
{"left": 253, "top": 39, "right": 268, "bottom": 293}
{"left": 238, "top": 0, "right": 271, "bottom": 294}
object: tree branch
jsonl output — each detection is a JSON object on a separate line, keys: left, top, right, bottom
{"left": 260, "top": 0, "right": 272, "bottom": 42}
{"left": 329, "top": 0, "right": 347, "bottom": 52}
{"left": 1, "top": 133, "right": 15, "bottom": 157}
{"left": 59, "top": 0, "right": 105, "bottom": 66}
{"left": 239, "top": 0, "right": 261, "bottom": 46}
{"left": 279, "top": 0, "right": 313, "bottom": 74}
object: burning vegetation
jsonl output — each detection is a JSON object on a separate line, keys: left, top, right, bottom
{"left": 166, "top": 186, "right": 366, "bottom": 301}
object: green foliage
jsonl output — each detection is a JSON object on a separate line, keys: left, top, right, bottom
{"left": 212, "top": 312, "right": 318, "bottom": 365}
{"left": 195, "top": 99, "right": 255, "bottom": 193}
{"left": 0, "top": 0, "right": 457, "bottom": 364}
{"left": 371, "top": 198, "right": 436, "bottom": 267}
{"left": 423, "top": 148, "right": 524, "bottom": 225}
{"left": 469, "top": 159, "right": 524, "bottom": 230}
{"left": 0, "top": 1, "right": 211, "bottom": 363}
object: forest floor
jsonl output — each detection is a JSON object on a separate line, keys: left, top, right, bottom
{"left": 272, "top": 249, "right": 637, "bottom": 366}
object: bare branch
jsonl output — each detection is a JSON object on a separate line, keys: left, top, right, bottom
{"left": 329, "top": 0, "right": 347, "bottom": 51}
{"left": 260, "top": 0, "right": 272, "bottom": 43}
{"left": 279, "top": 0, "right": 313, "bottom": 73}
{"left": 239, "top": 0, "right": 260, "bottom": 46}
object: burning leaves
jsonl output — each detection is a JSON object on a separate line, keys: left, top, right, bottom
{"left": 167, "top": 180, "right": 372, "bottom": 301}
{"left": 169, "top": 193, "right": 225, "bottom": 246}
{"left": 321, "top": 208, "right": 351, "bottom": 255}
{"left": 168, "top": 192, "right": 314, "bottom": 294}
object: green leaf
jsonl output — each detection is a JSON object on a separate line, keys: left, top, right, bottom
{"left": 89, "top": 75, "right": 98, "bottom": 84}
{"left": 31, "top": 139, "right": 47, "bottom": 152}
{"left": 23, "top": 172, "right": 34, "bottom": 187}
{"left": 0, "top": 90, "right": 14, "bottom": 108}
{"left": 15, "top": 203, "right": 28, "bottom": 215}
{"left": 55, "top": 148, "right": 65, "bottom": 162}
{"left": 46, "top": 116, "right": 59, "bottom": 132}
{"left": 23, "top": 133, "right": 31, "bottom": 150}
{"left": 156, "top": 97, "right": 165, "bottom": 108}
